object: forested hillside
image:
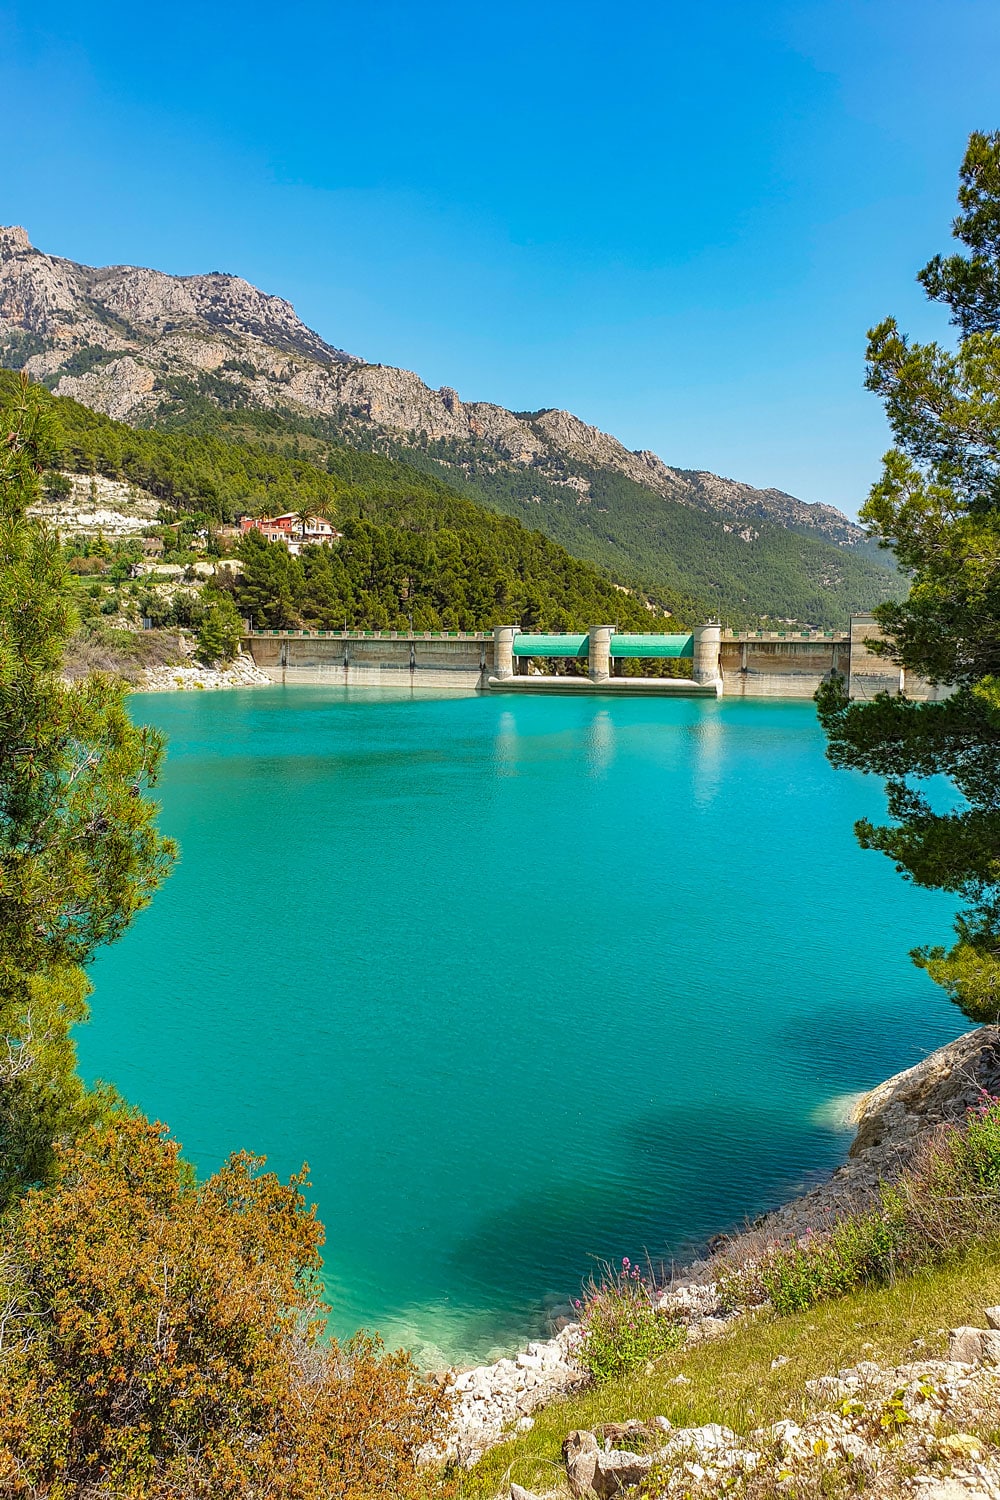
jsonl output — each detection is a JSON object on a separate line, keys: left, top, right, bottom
{"left": 134, "top": 381, "right": 902, "bottom": 628}
{"left": 7, "top": 374, "right": 688, "bottom": 633}
{"left": 412, "top": 443, "right": 902, "bottom": 628}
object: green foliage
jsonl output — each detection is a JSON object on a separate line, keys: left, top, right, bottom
{"left": 724, "top": 1092, "right": 1000, "bottom": 1316}
{"left": 228, "top": 512, "right": 672, "bottom": 633}
{"left": 0, "top": 330, "right": 47, "bottom": 370}
{"left": 462, "top": 1248, "right": 1000, "bottom": 1499}
{"left": 918, "top": 130, "right": 1000, "bottom": 336}
{"left": 817, "top": 131, "right": 1000, "bottom": 1022}
{"left": 108, "top": 536, "right": 143, "bottom": 582}
{"left": 195, "top": 591, "right": 243, "bottom": 665}
{"left": 213, "top": 399, "right": 900, "bottom": 627}
{"left": 575, "top": 1258, "right": 686, "bottom": 1383}
{"left": 0, "top": 373, "right": 683, "bottom": 634}
{"left": 0, "top": 374, "right": 175, "bottom": 1205}
{"left": 42, "top": 469, "right": 72, "bottom": 501}
{"left": 0, "top": 367, "right": 902, "bottom": 629}
{"left": 41, "top": 343, "right": 113, "bottom": 386}
{"left": 409, "top": 441, "right": 903, "bottom": 629}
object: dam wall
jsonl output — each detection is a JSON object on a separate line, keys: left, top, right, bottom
{"left": 719, "top": 618, "right": 949, "bottom": 701}
{"left": 242, "top": 618, "right": 951, "bottom": 700}
{"left": 720, "top": 631, "right": 850, "bottom": 698}
{"left": 245, "top": 631, "right": 492, "bottom": 689}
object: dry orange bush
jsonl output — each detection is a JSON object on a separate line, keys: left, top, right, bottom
{"left": 0, "top": 1117, "right": 454, "bottom": 1499}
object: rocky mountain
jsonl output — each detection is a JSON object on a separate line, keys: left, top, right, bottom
{"left": 0, "top": 224, "right": 897, "bottom": 622}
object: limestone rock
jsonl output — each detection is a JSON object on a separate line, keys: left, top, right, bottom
{"left": 138, "top": 652, "right": 271, "bottom": 693}
{"left": 563, "top": 1430, "right": 654, "bottom": 1499}
{"left": 730, "top": 1026, "right": 1000, "bottom": 1248}
{"left": 851, "top": 1028, "right": 1000, "bottom": 1162}
{"left": 563, "top": 1429, "right": 599, "bottom": 1497}
{"left": 590, "top": 1448, "right": 656, "bottom": 1496}
{"left": 947, "top": 1327, "right": 1000, "bottom": 1365}
{"left": 661, "top": 1423, "right": 739, "bottom": 1459}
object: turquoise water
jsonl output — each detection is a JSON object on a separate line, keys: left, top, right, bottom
{"left": 81, "top": 688, "right": 962, "bottom": 1366}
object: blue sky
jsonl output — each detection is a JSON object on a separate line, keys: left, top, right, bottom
{"left": 2, "top": 0, "right": 998, "bottom": 514}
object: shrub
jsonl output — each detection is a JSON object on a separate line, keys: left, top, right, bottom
{"left": 42, "top": 470, "right": 73, "bottom": 501}
{"left": 574, "top": 1257, "right": 685, "bottom": 1383}
{"left": 724, "top": 1093, "right": 1000, "bottom": 1317}
{"left": 0, "top": 1117, "right": 455, "bottom": 1498}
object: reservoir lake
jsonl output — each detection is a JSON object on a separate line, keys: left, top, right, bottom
{"left": 82, "top": 687, "right": 962, "bottom": 1366}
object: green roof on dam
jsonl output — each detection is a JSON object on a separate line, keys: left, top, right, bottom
{"left": 611, "top": 634, "right": 694, "bottom": 657}
{"left": 511, "top": 634, "right": 589, "bottom": 657}
{"left": 510, "top": 632, "right": 694, "bottom": 657}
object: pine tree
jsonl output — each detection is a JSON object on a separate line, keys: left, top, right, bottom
{"left": 0, "top": 375, "right": 175, "bottom": 1201}
{"left": 817, "top": 132, "right": 1000, "bottom": 1022}
{"left": 195, "top": 590, "right": 243, "bottom": 665}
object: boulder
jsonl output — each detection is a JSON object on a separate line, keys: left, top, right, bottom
{"left": 948, "top": 1326, "right": 986, "bottom": 1363}
{"left": 850, "top": 1029, "right": 1000, "bottom": 1163}
{"left": 592, "top": 1449, "right": 656, "bottom": 1494}
{"left": 564, "top": 1424, "right": 747, "bottom": 1497}
{"left": 563, "top": 1430, "right": 599, "bottom": 1497}
{"left": 662, "top": 1423, "right": 739, "bottom": 1458}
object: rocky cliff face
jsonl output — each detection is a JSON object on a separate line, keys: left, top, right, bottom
{"left": 0, "top": 225, "right": 866, "bottom": 550}
{"left": 0, "top": 224, "right": 351, "bottom": 369}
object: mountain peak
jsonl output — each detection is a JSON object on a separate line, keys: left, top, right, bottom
{"left": 0, "top": 231, "right": 870, "bottom": 557}
{"left": 0, "top": 225, "right": 32, "bottom": 256}
{"left": 0, "top": 231, "right": 357, "bottom": 373}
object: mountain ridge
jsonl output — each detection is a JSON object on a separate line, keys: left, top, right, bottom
{"left": 0, "top": 224, "right": 899, "bottom": 624}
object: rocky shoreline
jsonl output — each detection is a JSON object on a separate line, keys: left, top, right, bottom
{"left": 135, "top": 652, "right": 272, "bottom": 692}
{"left": 446, "top": 1027, "right": 1000, "bottom": 1468}
{"left": 446, "top": 1281, "right": 731, "bottom": 1467}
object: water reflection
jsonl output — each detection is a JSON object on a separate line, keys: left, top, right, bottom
{"left": 691, "top": 710, "right": 724, "bottom": 807}
{"left": 586, "top": 710, "right": 616, "bottom": 778}
{"left": 493, "top": 709, "right": 519, "bottom": 776}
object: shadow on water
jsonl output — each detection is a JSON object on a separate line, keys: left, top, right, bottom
{"left": 772, "top": 991, "right": 965, "bottom": 1093}
{"left": 436, "top": 1098, "right": 850, "bottom": 1312}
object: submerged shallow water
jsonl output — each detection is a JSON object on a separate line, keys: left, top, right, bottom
{"left": 82, "top": 688, "right": 961, "bottom": 1365}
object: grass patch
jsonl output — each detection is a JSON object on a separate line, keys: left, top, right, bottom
{"left": 460, "top": 1243, "right": 1000, "bottom": 1498}
{"left": 725, "top": 1095, "right": 1000, "bottom": 1315}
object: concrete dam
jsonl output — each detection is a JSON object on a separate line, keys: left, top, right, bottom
{"left": 241, "top": 616, "right": 948, "bottom": 701}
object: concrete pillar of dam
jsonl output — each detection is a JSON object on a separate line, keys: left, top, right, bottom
{"left": 493, "top": 625, "right": 519, "bottom": 680}
{"left": 588, "top": 625, "right": 615, "bottom": 683}
{"left": 693, "top": 622, "right": 723, "bottom": 694}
